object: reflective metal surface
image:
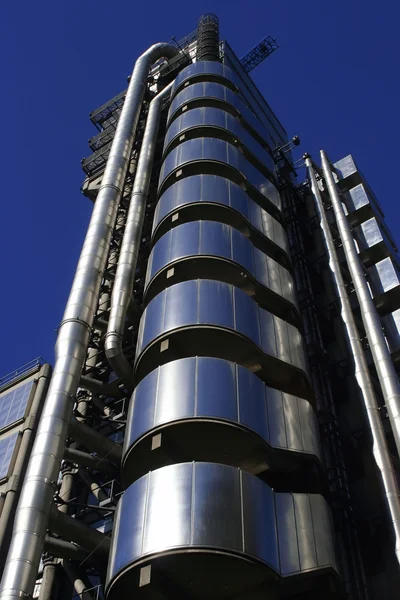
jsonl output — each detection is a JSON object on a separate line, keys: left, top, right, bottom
{"left": 105, "top": 82, "right": 174, "bottom": 389}
{"left": 171, "top": 61, "right": 238, "bottom": 97}
{"left": 321, "top": 149, "right": 400, "bottom": 459}
{"left": 122, "top": 357, "right": 321, "bottom": 483}
{"left": 164, "top": 106, "right": 274, "bottom": 173}
{"left": 145, "top": 220, "right": 298, "bottom": 320}
{"left": 106, "top": 463, "right": 338, "bottom": 600}
{"left": 342, "top": 182, "right": 383, "bottom": 226}
{"left": 168, "top": 81, "right": 273, "bottom": 147}
{"left": 353, "top": 217, "right": 395, "bottom": 267}
{"left": 135, "top": 280, "right": 310, "bottom": 397}
{"left": 369, "top": 256, "right": 400, "bottom": 298}
{"left": 223, "top": 42, "right": 288, "bottom": 148}
{"left": 307, "top": 155, "right": 400, "bottom": 566}
{"left": 158, "top": 138, "right": 281, "bottom": 212}
{"left": 0, "top": 42, "right": 181, "bottom": 600}
{"left": 152, "top": 174, "right": 289, "bottom": 263}
{"left": 384, "top": 309, "right": 400, "bottom": 355}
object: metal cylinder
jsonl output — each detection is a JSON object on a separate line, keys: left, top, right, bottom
{"left": 105, "top": 81, "right": 174, "bottom": 388}
{"left": 68, "top": 415, "right": 122, "bottom": 462}
{"left": 0, "top": 366, "right": 51, "bottom": 576}
{"left": 320, "top": 150, "right": 400, "bottom": 459}
{"left": 306, "top": 155, "right": 400, "bottom": 565}
{"left": 0, "top": 43, "right": 180, "bottom": 600}
{"left": 196, "top": 13, "right": 220, "bottom": 61}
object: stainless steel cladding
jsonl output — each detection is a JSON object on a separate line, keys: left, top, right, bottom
{"left": 152, "top": 174, "right": 290, "bottom": 265}
{"left": 105, "top": 82, "right": 174, "bottom": 389}
{"left": 106, "top": 463, "right": 338, "bottom": 600}
{"left": 164, "top": 106, "right": 275, "bottom": 173}
{"left": 321, "top": 149, "right": 400, "bottom": 458}
{"left": 114, "top": 60, "right": 337, "bottom": 598}
{"left": 144, "top": 220, "right": 299, "bottom": 323}
{"left": 168, "top": 81, "right": 274, "bottom": 148}
{"left": 368, "top": 256, "right": 400, "bottom": 313}
{"left": 135, "top": 279, "right": 310, "bottom": 398}
{"left": 0, "top": 42, "right": 180, "bottom": 600}
{"left": 307, "top": 156, "right": 400, "bottom": 565}
{"left": 170, "top": 61, "right": 239, "bottom": 96}
{"left": 122, "top": 357, "right": 321, "bottom": 484}
{"left": 158, "top": 137, "right": 281, "bottom": 213}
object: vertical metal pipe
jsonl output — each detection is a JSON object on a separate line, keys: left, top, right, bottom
{"left": 321, "top": 149, "right": 400, "bottom": 458}
{"left": 38, "top": 561, "right": 58, "bottom": 600}
{"left": 105, "top": 82, "right": 174, "bottom": 387}
{"left": 0, "top": 43, "right": 179, "bottom": 600}
{"left": 62, "top": 561, "right": 93, "bottom": 600}
{"left": 0, "top": 366, "right": 51, "bottom": 575}
{"left": 306, "top": 155, "right": 400, "bottom": 564}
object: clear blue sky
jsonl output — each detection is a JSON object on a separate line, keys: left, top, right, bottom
{"left": 1, "top": 0, "right": 399, "bottom": 375}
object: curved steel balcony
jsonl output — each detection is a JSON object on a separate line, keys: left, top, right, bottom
{"left": 171, "top": 61, "right": 239, "bottom": 98}
{"left": 144, "top": 221, "right": 299, "bottom": 325}
{"left": 158, "top": 137, "right": 280, "bottom": 215}
{"left": 106, "top": 463, "right": 339, "bottom": 600}
{"left": 163, "top": 106, "right": 275, "bottom": 175}
{"left": 168, "top": 81, "right": 274, "bottom": 149}
{"left": 152, "top": 174, "right": 290, "bottom": 267}
{"left": 135, "top": 279, "right": 311, "bottom": 399}
{"left": 122, "top": 357, "right": 321, "bottom": 486}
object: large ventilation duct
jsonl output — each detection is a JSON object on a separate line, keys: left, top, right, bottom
{"left": 306, "top": 155, "right": 400, "bottom": 564}
{"left": 0, "top": 42, "right": 180, "bottom": 600}
{"left": 105, "top": 81, "right": 174, "bottom": 388}
{"left": 196, "top": 13, "right": 220, "bottom": 62}
{"left": 320, "top": 150, "right": 400, "bottom": 459}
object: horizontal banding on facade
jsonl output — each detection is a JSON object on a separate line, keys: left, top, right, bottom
{"left": 163, "top": 106, "right": 275, "bottom": 176}
{"left": 144, "top": 220, "right": 299, "bottom": 326}
{"left": 168, "top": 81, "right": 273, "bottom": 149}
{"left": 134, "top": 279, "right": 312, "bottom": 400}
{"left": 152, "top": 175, "right": 291, "bottom": 268}
{"left": 170, "top": 61, "right": 239, "bottom": 99}
{"left": 106, "top": 462, "right": 339, "bottom": 600}
{"left": 158, "top": 137, "right": 281, "bottom": 217}
{"left": 122, "top": 357, "right": 322, "bottom": 487}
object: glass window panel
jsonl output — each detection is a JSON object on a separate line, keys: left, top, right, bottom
{"left": 0, "top": 380, "right": 33, "bottom": 431}
{"left": 0, "top": 432, "right": 18, "bottom": 479}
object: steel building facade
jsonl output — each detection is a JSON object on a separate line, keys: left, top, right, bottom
{"left": 1, "top": 14, "right": 400, "bottom": 600}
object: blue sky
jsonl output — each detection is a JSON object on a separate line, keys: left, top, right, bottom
{"left": 1, "top": 0, "right": 399, "bottom": 375}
